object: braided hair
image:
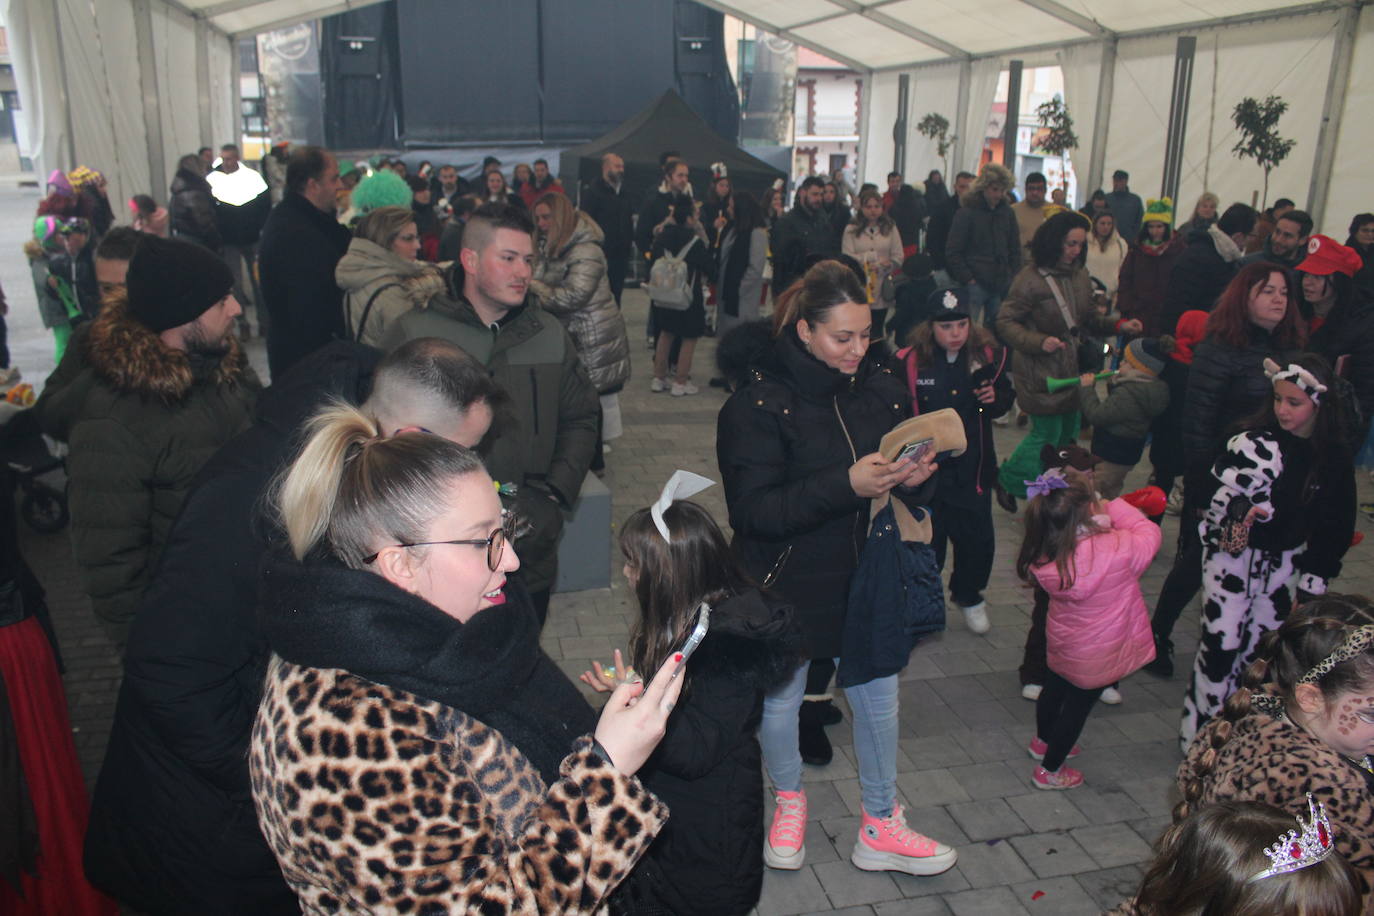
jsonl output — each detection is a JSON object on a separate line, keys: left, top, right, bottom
{"left": 1176, "top": 594, "right": 1374, "bottom": 823}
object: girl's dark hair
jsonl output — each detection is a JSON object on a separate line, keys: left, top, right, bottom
{"left": 772, "top": 259, "right": 867, "bottom": 336}
{"left": 1014, "top": 480, "right": 1099, "bottom": 589}
{"left": 1345, "top": 213, "right": 1374, "bottom": 246}
{"left": 1176, "top": 594, "right": 1374, "bottom": 823}
{"left": 618, "top": 501, "right": 753, "bottom": 687}
{"left": 1302, "top": 269, "right": 1357, "bottom": 322}
{"left": 1204, "top": 262, "right": 1306, "bottom": 350}
{"left": 731, "top": 191, "right": 766, "bottom": 237}
{"left": 1136, "top": 220, "right": 1172, "bottom": 246}
{"left": 1132, "top": 800, "right": 1361, "bottom": 916}
{"left": 131, "top": 194, "right": 157, "bottom": 216}
{"left": 668, "top": 193, "right": 693, "bottom": 225}
{"left": 906, "top": 319, "right": 996, "bottom": 362}
{"left": 847, "top": 189, "right": 894, "bottom": 235}
{"left": 1029, "top": 210, "right": 1091, "bottom": 269}
{"left": 1232, "top": 352, "right": 1351, "bottom": 508}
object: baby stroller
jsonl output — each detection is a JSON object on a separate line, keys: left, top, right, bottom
{"left": 0, "top": 410, "right": 68, "bottom": 534}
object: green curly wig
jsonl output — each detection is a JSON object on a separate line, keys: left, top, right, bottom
{"left": 350, "top": 170, "right": 412, "bottom": 214}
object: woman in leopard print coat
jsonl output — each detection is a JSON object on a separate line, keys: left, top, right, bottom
{"left": 250, "top": 404, "right": 683, "bottom": 915}
{"left": 1176, "top": 596, "right": 1374, "bottom": 914}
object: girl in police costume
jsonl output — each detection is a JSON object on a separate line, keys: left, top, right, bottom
{"left": 1181, "top": 354, "right": 1356, "bottom": 746}
{"left": 897, "top": 286, "right": 1013, "bottom": 634}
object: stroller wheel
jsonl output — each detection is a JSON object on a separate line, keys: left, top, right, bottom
{"left": 21, "top": 481, "right": 69, "bottom": 534}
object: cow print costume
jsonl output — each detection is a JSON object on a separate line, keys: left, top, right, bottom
{"left": 1182, "top": 428, "right": 1297, "bottom": 747}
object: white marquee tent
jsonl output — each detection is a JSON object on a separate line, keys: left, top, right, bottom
{"left": 6, "top": 0, "right": 1372, "bottom": 232}
{"left": 699, "top": 0, "right": 1373, "bottom": 232}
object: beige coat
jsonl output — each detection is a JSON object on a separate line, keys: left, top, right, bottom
{"left": 335, "top": 237, "right": 445, "bottom": 346}
{"left": 841, "top": 221, "right": 904, "bottom": 310}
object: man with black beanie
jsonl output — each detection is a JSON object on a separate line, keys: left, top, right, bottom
{"left": 43, "top": 235, "right": 260, "bottom": 650}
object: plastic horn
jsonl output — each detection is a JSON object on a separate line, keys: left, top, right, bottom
{"left": 1045, "top": 370, "right": 1116, "bottom": 393}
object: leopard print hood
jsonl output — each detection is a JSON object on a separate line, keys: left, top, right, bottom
{"left": 86, "top": 287, "right": 248, "bottom": 404}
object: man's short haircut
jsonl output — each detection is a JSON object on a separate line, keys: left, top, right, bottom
{"left": 887, "top": 171, "right": 902, "bottom": 180}
{"left": 366, "top": 337, "right": 505, "bottom": 431}
{"left": 663, "top": 157, "right": 686, "bottom": 178}
{"left": 1217, "top": 203, "right": 1258, "bottom": 238}
{"left": 1025, "top": 171, "right": 1047, "bottom": 187}
{"left": 799, "top": 176, "right": 826, "bottom": 192}
{"left": 956, "top": 171, "right": 977, "bottom": 182}
{"left": 220, "top": 143, "right": 240, "bottom": 154}
{"left": 658, "top": 150, "right": 681, "bottom": 168}
{"left": 453, "top": 195, "right": 480, "bottom": 220}
{"left": 601, "top": 152, "right": 622, "bottom": 167}
{"left": 286, "top": 146, "right": 333, "bottom": 195}
{"left": 533, "top": 158, "right": 548, "bottom": 168}
{"left": 406, "top": 175, "right": 430, "bottom": 193}
{"left": 198, "top": 146, "right": 212, "bottom": 157}
{"left": 461, "top": 202, "right": 534, "bottom": 257}
{"left": 1273, "top": 197, "right": 1295, "bottom": 210}
{"left": 94, "top": 227, "right": 143, "bottom": 263}
{"left": 1278, "top": 208, "right": 1314, "bottom": 238}
{"left": 439, "top": 164, "right": 457, "bottom": 173}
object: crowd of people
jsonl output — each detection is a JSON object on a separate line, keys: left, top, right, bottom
{"left": 4, "top": 137, "right": 1374, "bottom": 916}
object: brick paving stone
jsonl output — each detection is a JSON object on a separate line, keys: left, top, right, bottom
{"left": 757, "top": 867, "right": 830, "bottom": 916}
{"left": 899, "top": 735, "right": 975, "bottom": 771}
{"left": 811, "top": 860, "right": 905, "bottom": 907}
{"left": 948, "top": 760, "right": 1029, "bottom": 800}
{"left": 890, "top": 863, "right": 972, "bottom": 899}
{"left": 1074, "top": 864, "right": 1146, "bottom": 910}
{"left": 946, "top": 798, "right": 1030, "bottom": 842}
{"left": 895, "top": 768, "right": 972, "bottom": 808}
{"left": 950, "top": 838, "right": 1035, "bottom": 887}
{"left": 943, "top": 886, "right": 1033, "bottom": 915}
{"left": 1071, "top": 822, "right": 1156, "bottom": 869}
{"left": 1011, "top": 875, "right": 1104, "bottom": 915}
{"left": 1006, "top": 791, "right": 1091, "bottom": 833}
{"left": 1008, "top": 831, "right": 1099, "bottom": 878}
{"left": 1066, "top": 786, "right": 1147, "bottom": 825}
{"left": 950, "top": 726, "right": 1026, "bottom": 763}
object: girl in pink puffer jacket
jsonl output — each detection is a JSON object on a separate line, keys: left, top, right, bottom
{"left": 1014, "top": 476, "right": 1162, "bottom": 789}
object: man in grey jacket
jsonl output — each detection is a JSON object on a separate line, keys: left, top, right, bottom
{"left": 1105, "top": 169, "right": 1145, "bottom": 243}
{"left": 946, "top": 163, "right": 1021, "bottom": 328}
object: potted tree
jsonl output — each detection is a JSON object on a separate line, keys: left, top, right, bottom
{"left": 1231, "top": 95, "right": 1295, "bottom": 209}
{"left": 1035, "top": 94, "right": 1079, "bottom": 158}
{"left": 916, "top": 113, "right": 955, "bottom": 178}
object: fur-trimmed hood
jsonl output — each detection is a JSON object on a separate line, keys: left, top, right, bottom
{"left": 86, "top": 287, "right": 250, "bottom": 403}
{"left": 688, "top": 589, "right": 802, "bottom": 691}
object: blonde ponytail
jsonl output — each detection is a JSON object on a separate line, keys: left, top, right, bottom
{"left": 274, "top": 400, "right": 485, "bottom": 567}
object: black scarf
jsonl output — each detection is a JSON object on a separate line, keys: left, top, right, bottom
{"left": 259, "top": 550, "right": 596, "bottom": 784}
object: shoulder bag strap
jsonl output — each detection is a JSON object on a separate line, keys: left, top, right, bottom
{"left": 355, "top": 282, "right": 402, "bottom": 342}
{"left": 1039, "top": 268, "right": 1075, "bottom": 333}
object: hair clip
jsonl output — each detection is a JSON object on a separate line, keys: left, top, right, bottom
{"left": 1249, "top": 794, "right": 1335, "bottom": 881}
{"left": 651, "top": 470, "right": 714, "bottom": 542}
{"left": 1024, "top": 469, "right": 1069, "bottom": 500}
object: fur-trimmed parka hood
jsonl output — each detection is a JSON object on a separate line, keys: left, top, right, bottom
{"left": 86, "top": 287, "right": 250, "bottom": 403}
{"left": 688, "top": 589, "right": 802, "bottom": 692}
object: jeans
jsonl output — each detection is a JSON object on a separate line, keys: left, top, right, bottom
{"left": 761, "top": 661, "right": 899, "bottom": 817}
{"left": 966, "top": 280, "right": 1006, "bottom": 329}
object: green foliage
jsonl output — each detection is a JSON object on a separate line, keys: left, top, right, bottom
{"left": 1231, "top": 95, "right": 1296, "bottom": 209}
{"left": 1035, "top": 94, "right": 1078, "bottom": 157}
{"left": 916, "top": 113, "right": 955, "bottom": 174}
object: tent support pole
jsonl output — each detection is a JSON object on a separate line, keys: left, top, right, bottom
{"left": 196, "top": 17, "right": 213, "bottom": 148}
{"left": 953, "top": 59, "right": 971, "bottom": 173}
{"left": 51, "top": 0, "right": 80, "bottom": 167}
{"left": 1160, "top": 36, "right": 1196, "bottom": 205}
{"left": 232, "top": 35, "right": 244, "bottom": 148}
{"left": 133, "top": 0, "right": 169, "bottom": 197}
{"left": 1086, "top": 37, "right": 1115, "bottom": 198}
{"left": 1307, "top": 2, "right": 1359, "bottom": 227}
{"left": 894, "top": 72, "right": 910, "bottom": 176}
{"left": 1002, "top": 60, "right": 1023, "bottom": 169}
{"left": 857, "top": 71, "right": 873, "bottom": 186}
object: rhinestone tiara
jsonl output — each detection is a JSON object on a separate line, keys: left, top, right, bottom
{"left": 1249, "top": 793, "right": 1335, "bottom": 882}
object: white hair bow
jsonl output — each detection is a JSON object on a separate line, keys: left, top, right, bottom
{"left": 651, "top": 470, "right": 715, "bottom": 542}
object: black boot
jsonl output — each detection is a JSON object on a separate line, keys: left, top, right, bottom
{"left": 806, "top": 698, "right": 843, "bottom": 726}
{"left": 1143, "top": 634, "right": 1174, "bottom": 678}
{"left": 798, "top": 701, "right": 833, "bottom": 766}
{"left": 993, "top": 479, "right": 1018, "bottom": 513}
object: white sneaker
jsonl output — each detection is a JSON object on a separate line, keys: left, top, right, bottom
{"left": 671, "top": 380, "right": 699, "bottom": 397}
{"left": 960, "top": 601, "right": 991, "bottom": 635}
{"left": 1021, "top": 683, "right": 1042, "bottom": 701}
{"left": 1099, "top": 686, "right": 1123, "bottom": 705}
{"left": 650, "top": 377, "right": 668, "bottom": 393}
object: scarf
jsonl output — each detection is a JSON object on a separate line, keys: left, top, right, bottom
{"left": 259, "top": 549, "right": 596, "bottom": 784}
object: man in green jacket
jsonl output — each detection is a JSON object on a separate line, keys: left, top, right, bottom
{"left": 382, "top": 203, "right": 598, "bottom": 623}
{"left": 41, "top": 236, "right": 260, "bottom": 651}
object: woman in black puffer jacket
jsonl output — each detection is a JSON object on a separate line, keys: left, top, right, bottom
{"left": 716, "top": 261, "right": 956, "bottom": 881}
{"left": 1145, "top": 262, "right": 1305, "bottom": 676}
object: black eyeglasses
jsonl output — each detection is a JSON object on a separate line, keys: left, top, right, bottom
{"left": 363, "top": 511, "right": 520, "bottom": 569}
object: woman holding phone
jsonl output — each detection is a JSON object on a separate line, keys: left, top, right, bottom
{"left": 250, "top": 403, "right": 684, "bottom": 913}
{"left": 717, "top": 260, "right": 955, "bottom": 880}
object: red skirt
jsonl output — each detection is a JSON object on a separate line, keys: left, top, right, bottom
{"left": 0, "top": 616, "right": 115, "bottom": 915}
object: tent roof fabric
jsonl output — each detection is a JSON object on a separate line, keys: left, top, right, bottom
{"left": 560, "top": 89, "right": 785, "bottom": 188}
{"left": 695, "top": 0, "right": 1344, "bottom": 70}
{"left": 168, "top": 0, "right": 390, "bottom": 37}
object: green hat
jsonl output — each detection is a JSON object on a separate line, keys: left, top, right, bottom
{"left": 350, "top": 170, "right": 412, "bottom": 214}
{"left": 1144, "top": 197, "right": 1174, "bottom": 227}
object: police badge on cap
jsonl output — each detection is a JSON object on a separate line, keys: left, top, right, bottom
{"left": 926, "top": 286, "right": 971, "bottom": 322}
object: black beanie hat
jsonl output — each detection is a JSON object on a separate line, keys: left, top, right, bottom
{"left": 125, "top": 235, "right": 234, "bottom": 332}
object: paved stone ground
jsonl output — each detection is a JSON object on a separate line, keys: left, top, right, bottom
{"left": 8, "top": 180, "right": 1374, "bottom": 915}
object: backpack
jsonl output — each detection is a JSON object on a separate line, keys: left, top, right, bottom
{"left": 645, "top": 236, "right": 699, "bottom": 310}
